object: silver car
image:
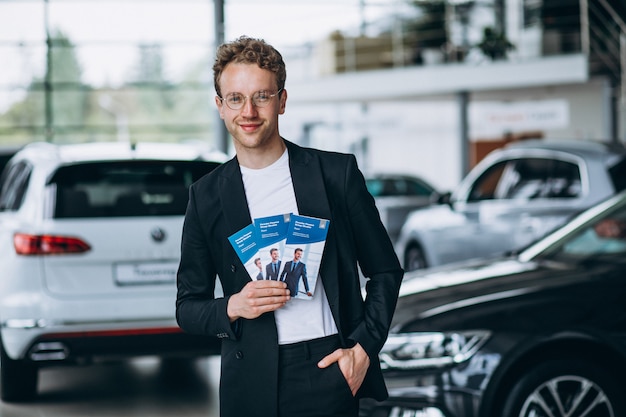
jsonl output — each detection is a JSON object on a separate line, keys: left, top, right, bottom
{"left": 366, "top": 174, "right": 439, "bottom": 242}
{"left": 395, "top": 139, "right": 626, "bottom": 271}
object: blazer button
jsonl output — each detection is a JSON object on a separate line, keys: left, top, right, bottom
{"left": 235, "top": 351, "right": 244, "bottom": 360}
{"left": 231, "top": 264, "right": 236, "bottom": 273}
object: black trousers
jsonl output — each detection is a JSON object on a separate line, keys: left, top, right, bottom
{"left": 277, "top": 334, "right": 358, "bottom": 417}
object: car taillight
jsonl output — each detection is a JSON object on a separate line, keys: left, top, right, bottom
{"left": 14, "top": 233, "right": 91, "bottom": 255}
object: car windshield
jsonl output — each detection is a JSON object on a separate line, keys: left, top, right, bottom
{"left": 49, "top": 160, "right": 218, "bottom": 218}
{"left": 540, "top": 195, "right": 626, "bottom": 262}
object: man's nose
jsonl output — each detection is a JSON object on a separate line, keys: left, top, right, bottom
{"left": 240, "top": 97, "right": 258, "bottom": 117}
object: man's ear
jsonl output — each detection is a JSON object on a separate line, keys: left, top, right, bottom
{"left": 278, "top": 89, "right": 287, "bottom": 115}
{"left": 215, "top": 96, "right": 225, "bottom": 119}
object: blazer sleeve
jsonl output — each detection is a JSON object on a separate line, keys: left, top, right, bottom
{"left": 342, "top": 155, "right": 404, "bottom": 357}
{"left": 301, "top": 264, "right": 309, "bottom": 292}
{"left": 176, "top": 184, "right": 239, "bottom": 341}
{"left": 279, "top": 264, "right": 288, "bottom": 281}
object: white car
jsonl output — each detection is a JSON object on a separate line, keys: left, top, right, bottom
{"left": 396, "top": 139, "right": 626, "bottom": 271}
{"left": 0, "top": 141, "right": 226, "bottom": 402}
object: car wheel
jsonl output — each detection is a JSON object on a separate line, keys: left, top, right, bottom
{"left": 0, "top": 340, "right": 38, "bottom": 402}
{"left": 501, "top": 358, "right": 625, "bottom": 417}
{"left": 404, "top": 243, "right": 427, "bottom": 271}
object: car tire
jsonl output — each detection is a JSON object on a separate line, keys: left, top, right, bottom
{"left": 1, "top": 339, "right": 38, "bottom": 402}
{"left": 500, "top": 358, "right": 625, "bottom": 417}
{"left": 404, "top": 243, "right": 427, "bottom": 271}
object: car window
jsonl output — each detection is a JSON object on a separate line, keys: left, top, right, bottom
{"left": 499, "top": 158, "right": 581, "bottom": 200}
{"left": 366, "top": 178, "right": 433, "bottom": 197}
{"left": 0, "top": 153, "right": 15, "bottom": 174}
{"left": 49, "top": 160, "right": 219, "bottom": 218}
{"left": 366, "top": 179, "right": 385, "bottom": 196}
{"left": 557, "top": 203, "right": 626, "bottom": 257}
{"left": 367, "top": 179, "right": 402, "bottom": 197}
{"left": 402, "top": 179, "right": 434, "bottom": 196}
{"left": 468, "top": 158, "right": 581, "bottom": 202}
{"left": 609, "top": 157, "right": 626, "bottom": 193}
{"left": 468, "top": 161, "right": 507, "bottom": 201}
{"left": 0, "top": 160, "right": 32, "bottom": 212}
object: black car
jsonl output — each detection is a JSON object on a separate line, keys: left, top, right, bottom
{"left": 361, "top": 190, "right": 626, "bottom": 417}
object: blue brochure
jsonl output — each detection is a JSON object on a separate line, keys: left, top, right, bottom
{"left": 228, "top": 213, "right": 330, "bottom": 296}
{"left": 279, "top": 214, "right": 330, "bottom": 300}
{"left": 255, "top": 213, "right": 291, "bottom": 248}
{"left": 253, "top": 213, "right": 291, "bottom": 281}
{"left": 227, "top": 223, "right": 260, "bottom": 280}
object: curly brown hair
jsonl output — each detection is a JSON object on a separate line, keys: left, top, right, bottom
{"left": 213, "top": 35, "right": 287, "bottom": 98}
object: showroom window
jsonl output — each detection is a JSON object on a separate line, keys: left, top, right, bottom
{"left": 0, "top": 0, "right": 215, "bottom": 146}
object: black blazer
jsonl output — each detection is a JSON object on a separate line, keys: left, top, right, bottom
{"left": 176, "top": 140, "right": 403, "bottom": 417}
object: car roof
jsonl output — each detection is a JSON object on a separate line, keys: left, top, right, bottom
{"left": 504, "top": 139, "right": 626, "bottom": 160}
{"left": 12, "top": 141, "right": 228, "bottom": 165}
{"left": 456, "top": 139, "right": 626, "bottom": 196}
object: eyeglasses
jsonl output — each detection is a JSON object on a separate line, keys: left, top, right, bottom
{"left": 218, "top": 89, "right": 283, "bottom": 110}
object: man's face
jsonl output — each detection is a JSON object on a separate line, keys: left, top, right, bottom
{"left": 215, "top": 62, "right": 286, "bottom": 154}
{"left": 271, "top": 250, "right": 279, "bottom": 261}
{"left": 294, "top": 250, "right": 302, "bottom": 261}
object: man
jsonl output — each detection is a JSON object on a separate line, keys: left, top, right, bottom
{"left": 279, "top": 247, "right": 311, "bottom": 297}
{"left": 265, "top": 247, "right": 281, "bottom": 280}
{"left": 176, "top": 35, "right": 403, "bottom": 417}
{"left": 254, "top": 257, "right": 264, "bottom": 281}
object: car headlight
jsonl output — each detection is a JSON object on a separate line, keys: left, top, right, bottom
{"left": 379, "top": 330, "right": 491, "bottom": 370}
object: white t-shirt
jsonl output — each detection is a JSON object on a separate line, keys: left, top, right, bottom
{"left": 240, "top": 149, "right": 338, "bottom": 344}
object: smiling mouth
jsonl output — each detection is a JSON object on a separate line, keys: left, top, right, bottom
{"left": 240, "top": 123, "right": 261, "bottom": 131}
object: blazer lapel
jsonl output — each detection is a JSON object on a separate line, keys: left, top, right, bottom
{"left": 218, "top": 157, "right": 252, "bottom": 235}
{"left": 285, "top": 141, "right": 341, "bottom": 321}
{"left": 219, "top": 142, "right": 332, "bottom": 227}
{"left": 286, "top": 141, "right": 332, "bottom": 221}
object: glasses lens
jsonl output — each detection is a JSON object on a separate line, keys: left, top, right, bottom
{"left": 252, "top": 91, "right": 273, "bottom": 107}
{"left": 225, "top": 93, "right": 244, "bottom": 110}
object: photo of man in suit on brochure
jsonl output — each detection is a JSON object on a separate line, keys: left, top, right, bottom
{"left": 175, "top": 35, "right": 404, "bottom": 417}
{"left": 254, "top": 257, "right": 264, "bottom": 281}
{"left": 280, "top": 247, "right": 311, "bottom": 297}
{"left": 265, "top": 247, "right": 281, "bottom": 280}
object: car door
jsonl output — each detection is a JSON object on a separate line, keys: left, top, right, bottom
{"left": 437, "top": 160, "right": 510, "bottom": 263}
{"left": 468, "top": 156, "right": 584, "bottom": 258}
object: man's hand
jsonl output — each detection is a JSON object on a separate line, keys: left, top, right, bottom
{"left": 317, "top": 342, "right": 370, "bottom": 396}
{"left": 227, "top": 280, "right": 290, "bottom": 322}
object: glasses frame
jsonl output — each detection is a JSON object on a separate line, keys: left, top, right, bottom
{"left": 218, "top": 88, "right": 284, "bottom": 111}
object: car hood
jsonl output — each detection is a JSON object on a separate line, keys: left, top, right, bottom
{"left": 389, "top": 255, "right": 625, "bottom": 332}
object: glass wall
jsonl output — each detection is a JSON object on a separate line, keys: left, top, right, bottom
{"left": 0, "top": 0, "right": 215, "bottom": 146}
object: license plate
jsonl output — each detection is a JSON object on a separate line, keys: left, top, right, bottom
{"left": 114, "top": 261, "right": 178, "bottom": 285}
